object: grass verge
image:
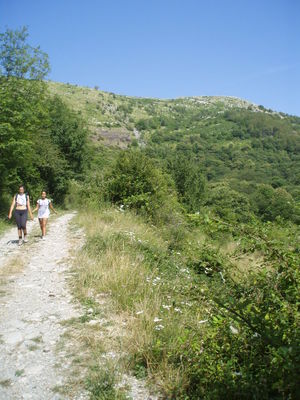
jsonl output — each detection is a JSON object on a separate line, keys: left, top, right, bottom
{"left": 69, "top": 206, "right": 210, "bottom": 398}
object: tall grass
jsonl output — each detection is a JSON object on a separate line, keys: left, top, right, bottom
{"left": 71, "top": 207, "right": 209, "bottom": 397}
{"left": 71, "top": 206, "right": 300, "bottom": 399}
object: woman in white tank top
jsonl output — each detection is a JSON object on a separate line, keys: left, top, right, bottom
{"left": 33, "top": 190, "right": 57, "bottom": 239}
{"left": 8, "top": 184, "right": 34, "bottom": 245}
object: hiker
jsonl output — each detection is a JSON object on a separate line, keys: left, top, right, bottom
{"left": 33, "top": 190, "right": 57, "bottom": 239}
{"left": 8, "top": 185, "right": 34, "bottom": 245}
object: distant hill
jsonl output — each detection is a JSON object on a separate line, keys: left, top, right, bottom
{"left": 47, "top": 81, "right": 300, "bottom": 201}
{"left": 47, "top": 80, "right": 289, "bottom": 134}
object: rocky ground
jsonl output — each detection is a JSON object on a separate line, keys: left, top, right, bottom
{"left": 0, "top": 213, "right": 88, "bottom": 400}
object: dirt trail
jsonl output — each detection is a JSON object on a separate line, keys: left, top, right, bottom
{"left": 0, "top": 213, "right": 87, "bottom": 400}
{"left": 0, "top": 219, "right": 35, "bottom": 266}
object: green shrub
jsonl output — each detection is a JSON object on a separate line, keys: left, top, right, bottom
{"left": 183, "top": 243, "right": 300, "bottom": 399}
{"left": 252, "top": 184, "right": 299, "bottom": 223}
{"left": 204, "top": 182, "right": 253, "bottom": 222}
{"left": 105, "top": 149, "right": 184, "bottom": 225}
{"left": 167, "top": 153, "right": 206, "bottom": 212}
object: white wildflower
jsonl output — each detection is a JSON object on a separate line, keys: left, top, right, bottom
{"left": 219, "top": 271, "right": 225, "bottom": 283}
{"left": 155, "top": 324, "right": 164, "bottom": 331}
{"left": 230, "top": 325, "right": 239, "bottom": 335}
{"left": 198, "top": 319, "right": 208, "bottom": 324}
{"left": 153, "top": 317, "right": 162, "bottom": 322}
{"left": 136, "top": 310, "right": 144, "bottom": 315}
{"left": 152, "top": 276, "right": 161, "bottom": 286}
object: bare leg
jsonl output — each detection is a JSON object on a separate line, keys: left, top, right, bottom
{"left": 18, "top": 228, "right": 22, "bottom": 239}
{"left": 23, "top": 228, "right": 27, "bottom": 238}
{"left": 39, "top": 218, "right": 43, "bottom": 235}
{"left": 42, "top": 219, "right": 48, "bottom": 236}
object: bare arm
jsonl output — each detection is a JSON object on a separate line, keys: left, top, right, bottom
{"left": 27, "top": 196, "right": 34, "bottom": 220}
{"left": 8, "top": 196, "right": 15, "bottom": 219}
{"left": 32, "top": 202, "right": 39, "bottom": 213}
{"left": 49, "top": 202, "right": 57, "bottom": 214}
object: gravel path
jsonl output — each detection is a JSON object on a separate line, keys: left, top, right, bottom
{"left": 0, "top": 219, "right": 35, "bottom": 266}
{"left": 0, "top": 213, "right": 87, "bottom": 400}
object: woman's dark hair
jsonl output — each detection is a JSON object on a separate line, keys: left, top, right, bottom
{"left": 41, "top": 190, "right": 47, "bottom": 194}
{"left": 19, "top": 184, "right": 25, "bottom": 189}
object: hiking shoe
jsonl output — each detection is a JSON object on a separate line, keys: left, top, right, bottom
{"left": 18, "top": 239, "right": 23, "bottom": 246}
{"left": 41, "top": 235, "right": 45, "bottom": 240}
{"left": 23, "top": 237, "right": 28, "bottom": 243}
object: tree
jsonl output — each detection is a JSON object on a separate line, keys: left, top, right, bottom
{"left": 167, "top": 154, "right": 206, "bottom": 212}
{"left": 0, "top": 76, "right": 48, "bottom": 198}
{"left": 0, "top": 27, "right": 91, "bottom": 209}
{"left": 48, "top": 96, "right": 88, "bottom": 176}
{"left": 0, "top": 26, "right": 50, "bottom": 79}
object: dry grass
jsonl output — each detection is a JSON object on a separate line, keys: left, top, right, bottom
{"left": 0, "top": 256, "right": 26, "bottom": 286}
{"left": 68, "top": 207, "right": 208, "bottom": 397}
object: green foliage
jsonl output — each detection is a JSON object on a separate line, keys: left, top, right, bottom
{"left": 86, "top": 365, "right": 127, "bottom": 400}
{"left": 48, "top": 80, "right": 300, "bottom": 221}
{"left": 166, "top": 153, "right": 206, "bottom": 212}
{"left": 0, "top": 76, "right": 88, "bottom": 206}
{"left": 105, "top": 149, "right": 184, "bottom": 225}
{"left": 0, "top": 27, "right": 89, "bottom": 206}
{"left": 188, "top": 253, "right": 300, "bottom": 399}
{"left": 77, "top": 204, "right": 300, "bottom": 399}
{"left": 0, "top": 76, "right": 48, "bottom": 200}
{"left": 175, "top": 215, "right": 300, "bottom": 399}
{"left": 204, "top": 182, "right": 253, "bottom": 222}
{"left": 0, "top": 26, "right": 50, "bottom": 79}
{"left": 48, "top": 95, "right": 88, "bottom": 176}
{"left": 252, "top": 184, "right": 299, "bottom": 222}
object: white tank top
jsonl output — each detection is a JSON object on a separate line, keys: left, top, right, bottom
{"left": 16, "top": 194, "right": 27, "bottom": 208}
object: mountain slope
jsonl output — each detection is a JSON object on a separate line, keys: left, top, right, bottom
{"left": 47, "top": 80, "right": 288, "bottom": 134}
{"left": 47, "top": 81, "right": 300, "bottom": 203}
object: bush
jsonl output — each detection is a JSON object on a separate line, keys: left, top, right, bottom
{"left": 105, "top": 149, "right": 184, "bottom": 225}
{"left": 167, "top": 154, "right": 206, "bottom": 212}
{"left": 252, "top": 184, "right": 299, "bottom": 223}
{"left": 170, "top": 222, "right": 300, "bottom": 399}
{"left": 204, "top": 182, "right": 253, "bottom": 222}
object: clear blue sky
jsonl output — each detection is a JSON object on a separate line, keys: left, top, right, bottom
{"left": 1, "top": 0, "right": 299, "bottom": 115}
